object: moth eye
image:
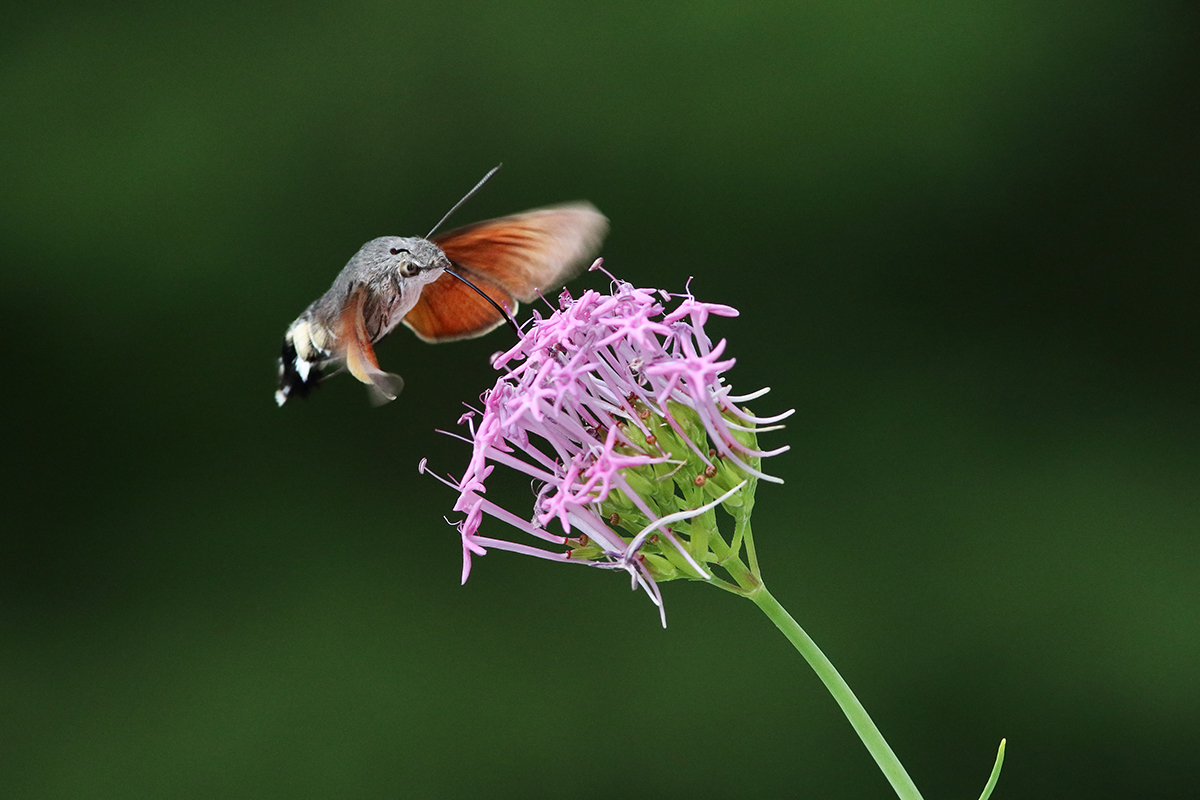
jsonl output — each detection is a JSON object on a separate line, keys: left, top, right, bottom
{"left": 399, "top": 262, "right": 420, "bottom": 278}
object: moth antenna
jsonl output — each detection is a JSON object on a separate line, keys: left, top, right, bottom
{"left": 444, "top": 264, "right": 523, "bottom": 339}
{"left": 425, "top": 163, "right": 503, "bottom": 239}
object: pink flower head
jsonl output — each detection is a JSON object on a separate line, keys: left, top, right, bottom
{"left": 421, "top": 263, "right": 792, "bottom": 625}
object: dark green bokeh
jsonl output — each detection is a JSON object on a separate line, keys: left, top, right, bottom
{"left": 3, "top": 2, "right": 1198, "bottom": 797}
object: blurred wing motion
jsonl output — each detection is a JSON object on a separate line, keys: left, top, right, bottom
{"left": 338, "top": 286, "right": 405, "bottom": 404}
{"left": 403, "top": 203, "right": 608, "bottom": 343}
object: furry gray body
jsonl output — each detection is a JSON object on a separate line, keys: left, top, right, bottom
{"left": 275, "top": 237, "right": 448, "bottom": 405}
{"left": 301, "top": 237, "right": 450, "bottom": 344}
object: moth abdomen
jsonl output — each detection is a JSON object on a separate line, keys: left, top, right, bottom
{"left": 275, "top": 326, "right": 327, "bottom": 406}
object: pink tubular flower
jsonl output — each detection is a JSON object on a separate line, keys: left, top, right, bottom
{"left": 420, "top": 262, "right": 792, "bottom": 625}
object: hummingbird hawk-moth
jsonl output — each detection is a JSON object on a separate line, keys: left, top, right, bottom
{"left": 275, "top": 168, "right": 607, "bottom": 406}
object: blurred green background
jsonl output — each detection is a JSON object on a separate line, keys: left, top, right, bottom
{"left": 3, "top": 1, "right": 1198, "bottom": 797}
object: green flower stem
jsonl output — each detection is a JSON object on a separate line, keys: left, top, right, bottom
{"left": 745, "top": 584, "right": 924, "bottom": 800}
{"left": 976, "top": 739, "right": 1006, "bottom": 800}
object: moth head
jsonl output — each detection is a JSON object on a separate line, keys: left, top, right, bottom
{"left": 390, "top": 246, "right": 420, "bottom": 278}
{"left": 360, "top": 236, "right": 451, "bottom": 282}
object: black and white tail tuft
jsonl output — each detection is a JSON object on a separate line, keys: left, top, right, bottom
{"left": 275, "top": 339, "right": 322, "bottom": 406}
